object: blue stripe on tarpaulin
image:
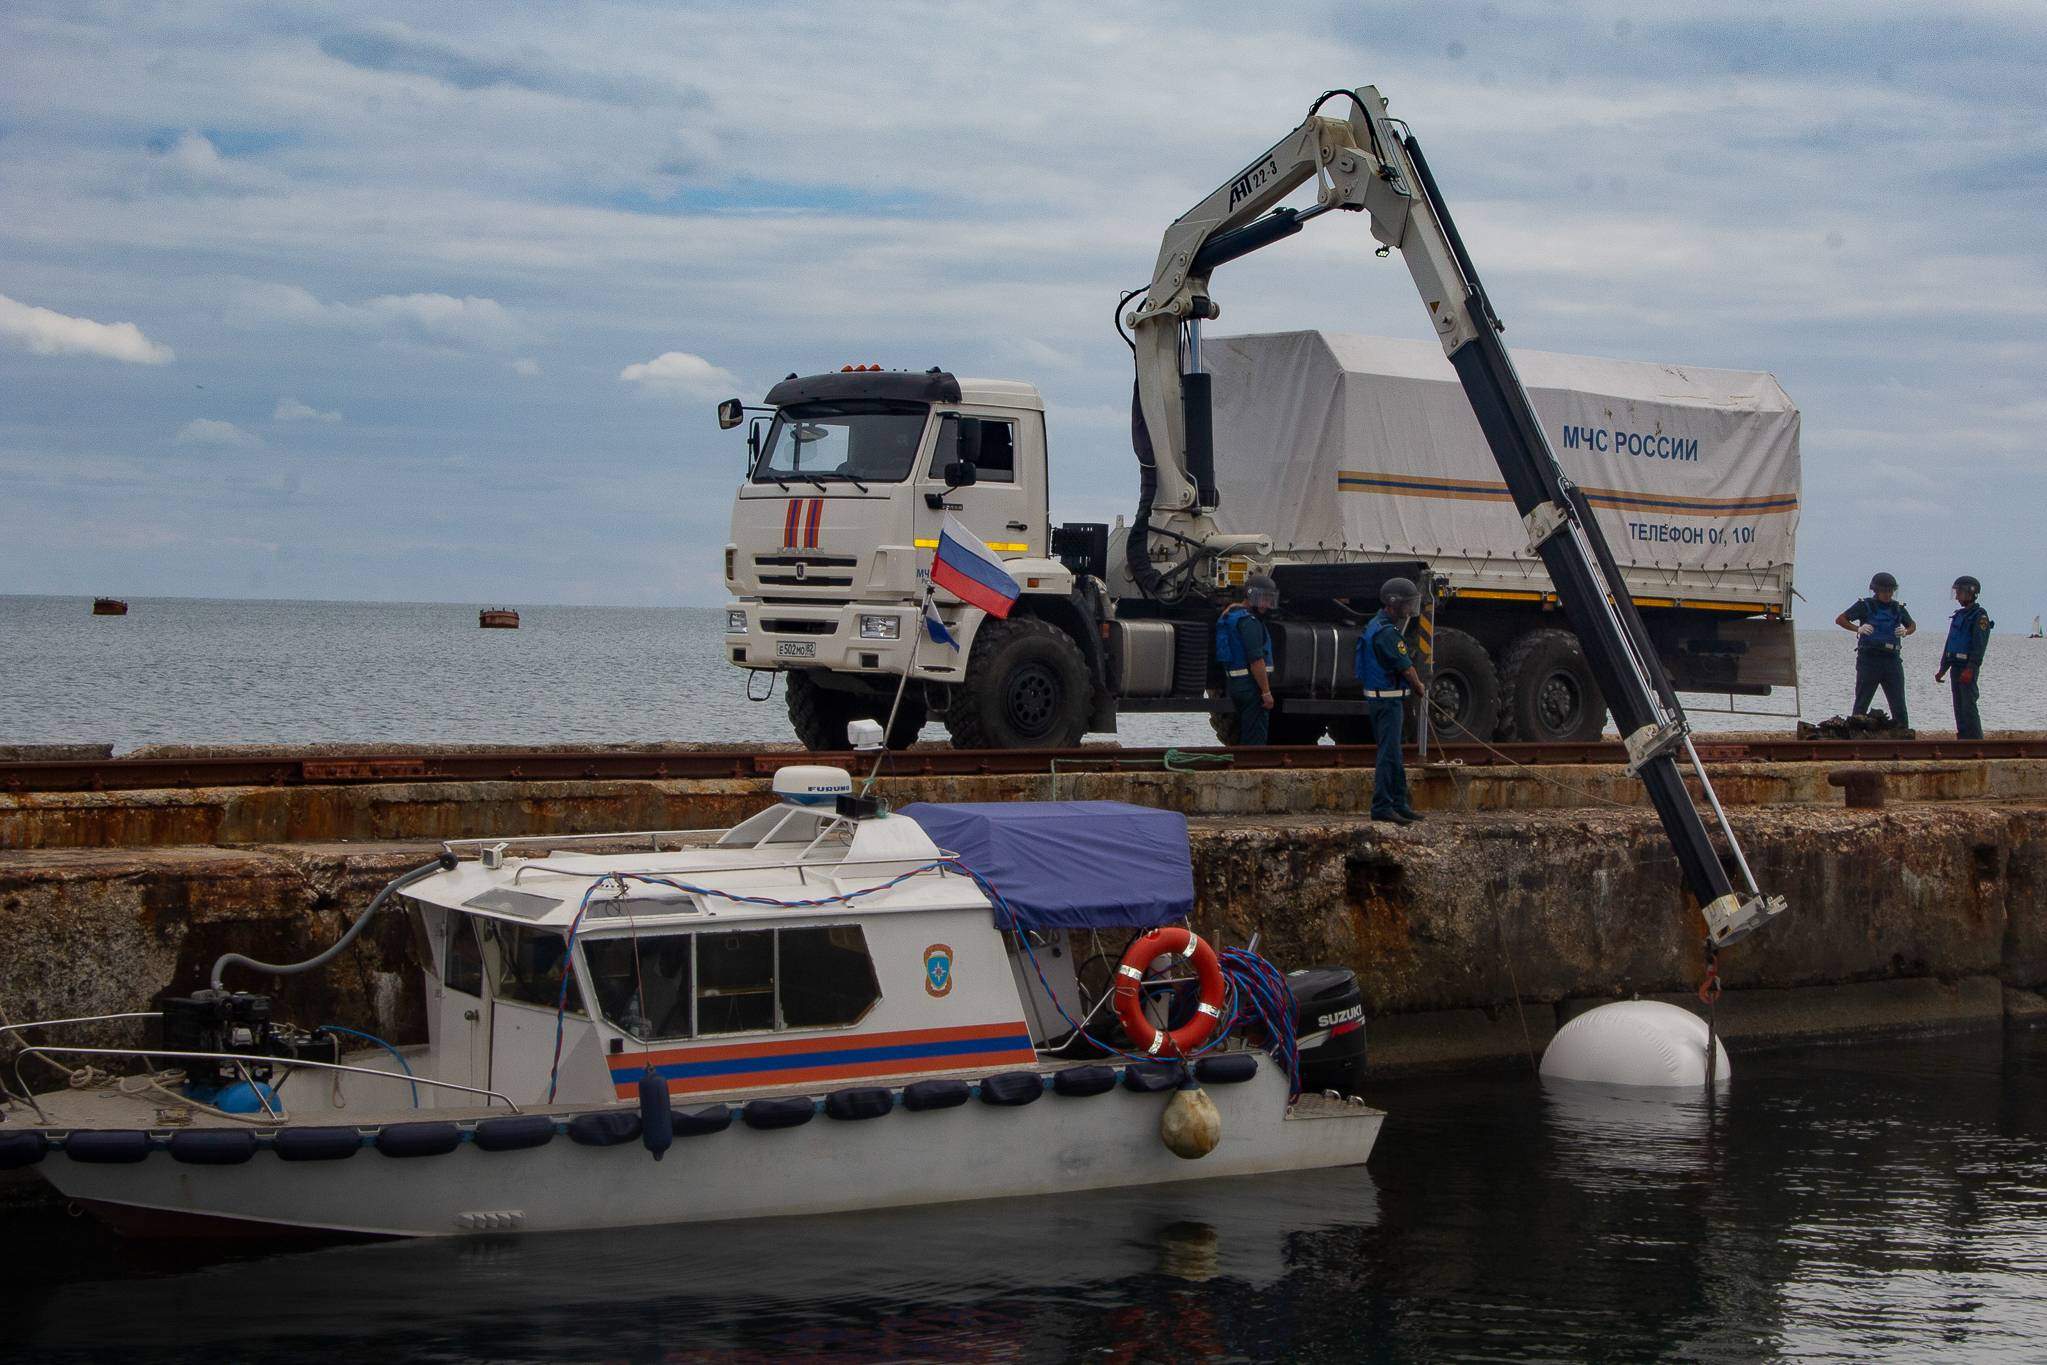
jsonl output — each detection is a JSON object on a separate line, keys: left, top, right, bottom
{"left": 611, "top": 1031, "right": 1033, "bottom": 1084}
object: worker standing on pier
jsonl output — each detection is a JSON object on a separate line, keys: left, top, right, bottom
{"left": 1356, "top": 577, "right": 1427, "bottom": 825}
{"left": 1216, "top": 575, "right": 1279, "bottom": 744}
{"left": 1836, "top": 571, "right": 1915, "bottom": 726}
{"left": 1935, "top": 575, "right": 1993, "bottom": 740}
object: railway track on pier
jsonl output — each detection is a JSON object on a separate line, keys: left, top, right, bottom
{"left": 2, "top": 737, "right": 2044, "bottom": 795}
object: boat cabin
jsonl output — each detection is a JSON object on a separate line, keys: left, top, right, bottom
{"left": 397, "top": 774, "right": 1183, "bottom": 1108}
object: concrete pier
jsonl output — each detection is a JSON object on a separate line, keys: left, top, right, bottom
{"left": 2, "top": 776, "right": 2041, "bottom": 1073}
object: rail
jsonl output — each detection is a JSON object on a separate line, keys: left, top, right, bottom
{"left": 8, "top": 1044, "right": 521, "bottom": 1122}
{"left": 1, "top": 737, "right": 2043, "bottom": 793}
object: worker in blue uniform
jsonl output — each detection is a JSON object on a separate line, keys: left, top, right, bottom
{"left": 1354, "top": 577, "right": 1428, "bottom": 824}
{"left": 1934, "top": 575, "right": 1993, "bottom": 740}
{"left": 1215, "top": 574, "right": 1279, "bottom": 744}
{"left": 1835, "top": 571, "right": 1915, "bottom": 726}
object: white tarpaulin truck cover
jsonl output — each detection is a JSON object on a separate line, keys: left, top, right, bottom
{"left": 1204, "top": 331, "right": 1799, "bottom": 581}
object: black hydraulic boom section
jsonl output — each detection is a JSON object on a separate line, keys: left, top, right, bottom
{"left": 1394, "top": 130, "right": 1787, "bottom": 949}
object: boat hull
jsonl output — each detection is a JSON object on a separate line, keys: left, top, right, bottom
{"left": 32, "top": 1069, "right": 1380, "bottom": 1238}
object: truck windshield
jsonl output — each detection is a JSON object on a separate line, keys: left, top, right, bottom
{"left": 752, "top": 401, "right": 929, "bottom": 485}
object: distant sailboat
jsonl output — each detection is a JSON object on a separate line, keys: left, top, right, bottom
{"left": 2031, "top": 615, "right": 2043, "bottom": 639}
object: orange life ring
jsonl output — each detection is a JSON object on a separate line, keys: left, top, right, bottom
{"left": 1113, "top": 927, "right": 1228, "bottom": 1057}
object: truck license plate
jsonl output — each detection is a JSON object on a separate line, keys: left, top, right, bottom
{"left": 776, "top": 641, "right": 816, "bottom": 659}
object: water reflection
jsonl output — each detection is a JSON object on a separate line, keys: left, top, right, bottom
{"left": 8, "top": 1033, "right": 2047, "bottom": 1361}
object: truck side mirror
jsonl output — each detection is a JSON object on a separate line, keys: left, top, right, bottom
{"left": 717, "top": 398, "right": 745, "bottom": 430}
{"left": 944, "top": 416, "right": 980, "bottom": 488}
{"left": 943, "top": 460, "right": 978, "bottom": 488}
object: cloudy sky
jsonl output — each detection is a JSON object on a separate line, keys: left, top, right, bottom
{"left": 2, "top": 1, "right": 2042, "bottom": 618}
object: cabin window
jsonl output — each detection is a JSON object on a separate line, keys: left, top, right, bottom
{"left": 778, "top": 925, "right": 883, "bottom": 1028}
{"left": 446, "top": 913, "right": 485, "bottom": 997}
{"left": 584, "top": 935, "right": 695, "bottom": 1040}
{"left": 581, "top": 925, "right": 880, "bottom": 1040}
{"left": 697, "top": 930, "right": 776, "bottom": 1034}
{"left": 930, "top": 415, "right": 1017, "bottom": 483}
{"left": 481, "top": 920, "right": 585, "bottom": 1015}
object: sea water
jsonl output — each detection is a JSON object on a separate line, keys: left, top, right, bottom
{"left": 4, "top": 595, "right": 2044, "bottom": 750}
{"left": 3, "top": 1030, "right": 2043, "bottom": 1361}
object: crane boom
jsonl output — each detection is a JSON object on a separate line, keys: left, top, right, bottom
{"left": 1128, "top": 86, "right": 1787, "bottom": 949}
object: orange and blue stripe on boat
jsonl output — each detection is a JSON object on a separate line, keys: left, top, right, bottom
{"left": 610, "top": 1021, "right": 1036, "bottom": 1098}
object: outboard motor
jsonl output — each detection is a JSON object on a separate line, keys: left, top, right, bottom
{"left": 1288, "top": 967, "right": 1368, "bottom": 1096}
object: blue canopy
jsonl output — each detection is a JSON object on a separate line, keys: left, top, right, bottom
{"left": 899, "top": 800, "right": 1194, "bottom": 930}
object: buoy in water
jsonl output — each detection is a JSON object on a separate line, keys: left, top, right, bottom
{"left": 1159, "top": 1076, "right": 1221, "bottom": 1159}
{"left": 1539, "top": 1001, "right": 1729, "bottom": 1088}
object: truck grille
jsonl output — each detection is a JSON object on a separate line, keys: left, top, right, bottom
{"left": 754, "top": 553, "right": 857, "bottom": 589}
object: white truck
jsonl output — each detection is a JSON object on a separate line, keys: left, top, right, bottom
{"left": 719, "top": 95, "right": 1799, "bottom": 755}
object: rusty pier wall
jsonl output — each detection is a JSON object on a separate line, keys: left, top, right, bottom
{"left": 3, "top": 792, "right": 2042, "bottom": 1081}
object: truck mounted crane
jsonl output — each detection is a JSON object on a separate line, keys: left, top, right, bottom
{"left": 718, "top": 84, "right": 1790, "bottom": 949}
{"left": 1119, "top": 85, "right": 1786, "bottom": 948}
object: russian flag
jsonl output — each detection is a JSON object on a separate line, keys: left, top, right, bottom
{"left": 930, "top": 514, "right": 1020, "bottom": 619}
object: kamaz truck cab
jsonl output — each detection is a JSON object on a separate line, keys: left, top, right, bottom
{"left": 722, "top": 366, "right": 1111, "bottom": 749}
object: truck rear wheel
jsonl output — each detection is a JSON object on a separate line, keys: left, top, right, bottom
{"left": 947, "top": 617, "right": 1090, "bottom": 749}
{"left": 785, "top": 672, "right": 926, "bottom": 751}
{"left": 1419, "top": 626, "right": 1500, "bottom": 740}
{"left": 1497, "top": 628, "right": 1608, "bottom": 743}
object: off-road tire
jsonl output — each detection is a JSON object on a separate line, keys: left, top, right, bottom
{"left": 1497, "top": 628, "right": 1608, "bottom": 743}
{"left": 1419, "top": 626, "right": 1501, "bottom": 740}
{"left": 947, "top": 617, "right": 1091, "bottom": 749}
{"left": 786, "top": 671, "right": 927, "bottom": 751}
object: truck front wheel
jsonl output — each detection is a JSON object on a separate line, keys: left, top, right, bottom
{"left": 947, "top": 618, "right": 1091, "bottom": 749}
{"left": 1497, "top": 628, "right": 1608, "bottom": 743}
{"left": 785, "top": 671, "right": 926, "bottom": 751}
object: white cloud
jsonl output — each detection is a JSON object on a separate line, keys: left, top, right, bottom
{"left": 618, "top": 350, "right": 738, "bottom": 396}
{"left": 0, "top": 292, "right": 174, "bottom": 364}
{"left": 274, "top": 396, "right": 341, "bottom": 423}
{"left": 509, "top": 357, "right": 541, "bottom": 377}
{"left": 232, "top": 283, "right": 530, "bottom": 352}
{"left": 174, "top": 418, "right": 261, "bottom": 448}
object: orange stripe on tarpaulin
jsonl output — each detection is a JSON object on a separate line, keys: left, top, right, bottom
{"left": 1335, "top": 470, "right": 1798, "bottom": 515}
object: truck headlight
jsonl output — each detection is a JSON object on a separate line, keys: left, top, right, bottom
{"left": 858, "top": 614, "right": 900, "bottom": 640}
{"left": 726, "top": 609, "right": 747, "bottom": 633}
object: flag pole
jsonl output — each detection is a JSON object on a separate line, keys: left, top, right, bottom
{"left": 863, "top": 579, "right": 931, "bottom": 797}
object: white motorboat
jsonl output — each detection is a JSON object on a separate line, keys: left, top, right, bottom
{"left": 0, "top": 770, "right": 1380, "bottom": 1238}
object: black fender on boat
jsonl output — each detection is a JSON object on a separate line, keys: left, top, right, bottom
{"left": 1123, "top": 1063, "right": 1183, "bottom": 1094}
{"left": 823, "top": 1087, "right": 893, "bottom": 1121}
{"left": 977, "top": 1072, "right": 1045, "bottom": 1107}
{"left": 1195, "top": 1053, "right": 1259, "bottom": 1085}
{"left": 374, "top": 1122, "right": 462, "bottom": 1158}
{"left": 168, "top": 1129, "right": 258, "bottom": 1165}
{"left": 1051, "top": 1065, "right": 1118, "bottom": 1097}
{"left": 741, "top": 1097, "right": 815, "bottom": 1130}
{"left": 64, "top": 1130, "right": 152, "bottom": 1164}
{"left": 473, "top": 1114, "right": 556, "bottom": 1152}
{"left": 0, "top": 1131, "right": 48, "bottom": 1169}
{"left": 675, "top": 1105, "right": 733, "bottom": 1137}
{"left": 567, "top": 1111, "right": 642, "bottom": 1147}
{"left": 273, "top": 1126, "right": 362, "bottom": 1161}
{"left": 901, "top": 1079, "right": 971, "bottom": 1112}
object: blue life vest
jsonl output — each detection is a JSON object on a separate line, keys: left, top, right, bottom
{"left": 1857, "top": 597, "right": 1907, "bottom": 652}
{"left": 1214, "top": 605, "right": 1271, "bottom": 672}
{"left": 1356, "top": 614, "right": 1404, "bottom": 691}
{"left": 1945, "top": 603, "right": 1991, "bottom": 661}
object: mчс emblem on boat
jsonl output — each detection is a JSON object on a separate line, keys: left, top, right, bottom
{"left": 1, "top": 763, "right": 1380, "bottom": 1239}
{"left": 923, "top": 943, "right": 954, "bottom": 997}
